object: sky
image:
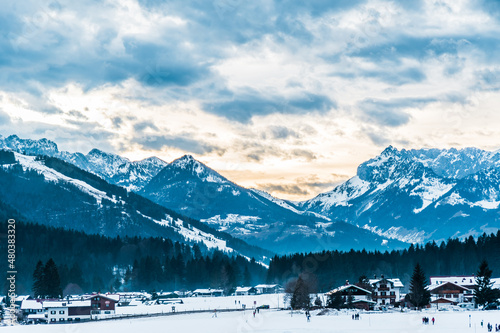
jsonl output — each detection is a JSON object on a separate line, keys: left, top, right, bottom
{"left": 1, "top": 0, "right": 500, "bottom": 201}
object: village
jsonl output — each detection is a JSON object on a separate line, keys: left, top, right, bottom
{"left": 2, "top": 274, "right": 499, "bottom": 326}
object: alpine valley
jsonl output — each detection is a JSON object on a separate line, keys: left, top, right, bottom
{"left": 2, "top": 134, "right": 499, "bottom": 255}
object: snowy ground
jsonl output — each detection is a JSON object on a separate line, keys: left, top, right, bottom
{"left": 3, "top": 307, "right": 500, "bottom": 333}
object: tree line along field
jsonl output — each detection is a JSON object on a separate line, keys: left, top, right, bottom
{"left": 1, "top": 219, "right": 499, "bottom": 297}
{"left": 267, "top": 231, "right": 500, "bottom": 292}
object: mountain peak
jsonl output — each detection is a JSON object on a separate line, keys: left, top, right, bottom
{"left": 2, "top": 134, "right": 59, "bottom": 155}
{"left": 381, "top": 145, "right": 398, "bottom": 156}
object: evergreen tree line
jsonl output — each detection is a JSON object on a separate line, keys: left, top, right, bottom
{"left": 0, "top": 221, "right": 266, "bottom": 297}
{"left": 267, "top": 231, "right": 500, "bottom": 292}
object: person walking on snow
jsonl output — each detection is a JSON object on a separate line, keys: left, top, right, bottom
{"left": 432, "top": 317, "right": 435, "bottom": 325}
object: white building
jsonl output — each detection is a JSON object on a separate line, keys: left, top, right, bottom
{"left": 191, "top": 289, "right": 224, "bottom": 297}
{"left": 429, "top": 276, "right": 476, "bottom": 289}
{"left": 254, "top": 284, "right": 282, "bottom": 294}
{"left": 234, "top": 287, "right": 257, "bottom": 296}
{"left": 43, "top": 300, "right": 91, "bottom": 323}
{"left": 427, "top": 281, "right": 473, "bottom": 307}
{"left": 369, "top": 277, "right": 404, "bottom": 307}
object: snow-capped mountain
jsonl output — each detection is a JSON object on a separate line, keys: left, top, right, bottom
{"left": 300, "top": 146, "right": 500, "bottom": 243}
{"left": 0, "top": 149, "right": 269, "bottom": 261}
{"left": 0, "top": 135, "right": 167, "bottom": 191}
{"left": 141, "top": 155, "right": 405, "bottom": 253}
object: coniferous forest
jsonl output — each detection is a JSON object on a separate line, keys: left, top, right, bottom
{"left": 2, "top": 218, "right": 500, "bottom": 297}
{"left": 0, "top": 221, "right": 267, "bottom": 296}
{"left": 266, "top": 231, "right": 500, "bottom": 292}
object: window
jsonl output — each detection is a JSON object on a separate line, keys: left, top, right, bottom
{"left": 59, "top": 310, "right": 65, "bottom": 314}
{"left": 381, "top": 292, "right": 386, "bottom": 296}
{"left": 59, "top": 318, "right": 65, "bottom": 322}
{"left": 50, "top": 311, "right": 56, "bottom": 314}
{"left": 390, "top": 292, "right": 395, "bottom": 296}
{"left": 51, "top": 318, "right": 56, "bottom": 322}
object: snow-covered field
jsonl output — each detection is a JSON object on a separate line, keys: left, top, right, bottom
{"left": 3, "top": 305, "right": 500, "bottom": 333}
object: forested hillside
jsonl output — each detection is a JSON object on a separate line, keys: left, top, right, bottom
{"left": 0, "top": 221, "right": 267, "bottom": 296}
{"left": 267, "top": 232, "right": 500, "bottom": 292}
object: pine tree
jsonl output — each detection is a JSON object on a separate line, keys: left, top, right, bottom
{"left": 290, "top": 276, "right": 311, "bottom": 309}
{"left": 43, "top": 258, "right": 63, "bottom": 298}
{"left": 326, "top": 292, "right": 344, "bottom": 309}
{"left": 407, "top": 263, "right": 430, "bottom": 310}
{"left": 32, "top": 260, "right": 45, "bottom": 298}
{"left": 474, "top": 260, "right": 500, "bottom": 307}
{"left": 243, "top": 266, "right": 252, "bottom": 286}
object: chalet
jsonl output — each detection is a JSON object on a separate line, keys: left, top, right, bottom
{"left": 88, "top": 294, "right": 119, "bottom": 317}
{"left": 325, "top": 284, "right": 375, "bottom": 310}
{"left": 235, "top": 287, "right": 257, "bottom": 296}
{"left": 42, "top": 300, "right": 91, "bottom": 323}
{"left": 427, "top": 281, "right": 473, "bottom": 307}
{"left": 20, "top": 299, "right": 44, "bottom": 317}
{"left": 254, "top": 284, "right": 282, "bottom": 294}
{"left": 369, "top": 276, "right": 404, "bottom": 308}
{"left": 191, "top": 289, "right": 224, "bottom": 297}
{"left": 429, "top": 276, "right": 476, "bottom": 289}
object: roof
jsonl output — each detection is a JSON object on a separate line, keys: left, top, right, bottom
{"left": 193, "top": 289, "right": 223, "bottom": 293}
{"left": 235, "top": 287, "right": 255, "bottom": 292}
{"left": 42, "top": 301, "right": 68, "bottom": 308}
{"left": 21, "top": 299, "right": 43, "bottom": 310}
{"left": 429, "top": 276, "right": 476, "bottom": 286}
{"left": 86, "top": 294, "right": 120, "bottom": 302}
{"left": 369, "top": 278, "right": 404, "bottom": 288}
{"left": 352, "top": 300, "right": 377, "bottom": 304}
{"left": 430, "top": 298, "right": 455, "bottom": 304}
{"left": 427, "top": 281, "right": 471, "bottom": 292}
{"left": 254, "top": 284, "right": 280, "bottom": 288}
{"left": 326, "top": 284, "right": 372, "bottom": 295}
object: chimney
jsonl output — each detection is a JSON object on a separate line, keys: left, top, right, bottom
{"left": 373, "top": 274, "right": 377, "bottom": 279}
{"left": 381, "top": 274, "right": 385, "bottom": 279}
{"left": 346, "top": 280, "right": 349, "bottom": 285}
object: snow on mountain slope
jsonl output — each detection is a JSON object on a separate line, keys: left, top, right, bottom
{"left": 11, "top": 152, "right": 113, "bottom": 204}
{"left": 0, "top": 135, "right": 167, "bottom": 191}
{"left": 300, "top": 146, "right": 500, "bottom": 244}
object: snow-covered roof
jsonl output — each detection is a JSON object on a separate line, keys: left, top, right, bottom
{"left": 235, "top": 287, "right": 255, "bottom": 292}
{"left": 42, "top": 301, "right": 67, "bottom": 308}
{"left": 254, "top": 284, "right": 280, "bottom": 289}
{"left": 427, "top": 281, "right": 470, "bottom": 292}
{"left": 86, "top": 293, "right": 120, "bottom": 302}
{"left": 15, "top": 295, "right": 31, "bottom": 302}
{"left": 326, "top": 284, "right": 372, "bottom": 295}
{"left": 369, "top": 278, "right": 404, "bottom": 288}
{"left": 21, "top": 299, "right": 43, "bottom": 310}
{"left": 193, "top": 289, "right": 223, "bottom": 294}
{"left": 67, "top": 300, "right": 91, "bottom": 307}
{"left": 429, "top": 276, "right": 476, "bottom": 286}
{"left": 491, "top": 278, "right": 500, "bottom": 289}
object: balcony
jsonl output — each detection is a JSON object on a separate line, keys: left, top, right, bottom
{"left": 378, "top": 287, "right": 390, "bottom": 291}
{"left": 372, "top": 295, "right": 396, "bottom": 299}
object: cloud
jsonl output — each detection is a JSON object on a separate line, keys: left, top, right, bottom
{"left": 0, "top": 109, "right": 11, "bottom": 125}
{"left": 357, "top": 98, "right": 435, "bottom": 127}
{"left": 205, "top": 91, "right": 335, "bottom": 123}
{"left": 258, "top": 183, "right": 309, "bottom": 196}
{"left": 258, "top": 174, "right": 348, "bottom": 197}
{"left": 132, "top": 134, "right": 222, "bottom": 155}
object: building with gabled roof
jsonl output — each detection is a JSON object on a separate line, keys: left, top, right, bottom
{"left": 427, "top": 281, "right": 473, "bottom": 307}
{"left": 326, "top": 284, "right": 374, "bottom": 310}
{"left": 369, "top": 276, "right": 404, "bottom": 308}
